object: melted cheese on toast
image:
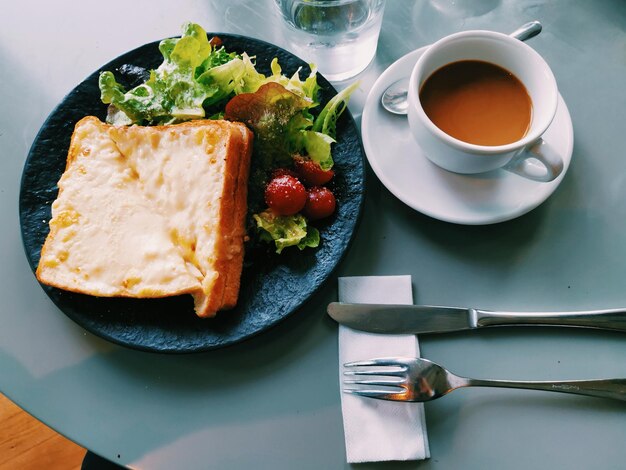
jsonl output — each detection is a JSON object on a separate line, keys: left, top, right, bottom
{"left": 36, "top": 116, "right": 252, "bottom": 317}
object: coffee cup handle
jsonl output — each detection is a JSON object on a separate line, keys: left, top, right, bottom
{"left": 503, "top": 139, "right": 564, "bottom": 182}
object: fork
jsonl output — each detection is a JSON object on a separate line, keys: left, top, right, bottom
{"left": 343, "top": 357, "right": 626, "bottom": 402}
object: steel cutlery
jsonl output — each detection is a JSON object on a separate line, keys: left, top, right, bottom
{"left": 344, "top": 356, "right": 626, "bottom": 402}
{"left": 327, "top": 302, "right": 626, "bottom": 334}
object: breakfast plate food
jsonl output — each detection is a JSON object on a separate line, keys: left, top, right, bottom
{"left": 362, "top": 46, "right": 573, "bottom": 225}
{"left": 19, "top": 28, "right": 365, "bottom": 352}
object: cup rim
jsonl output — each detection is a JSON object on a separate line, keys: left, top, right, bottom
{"left": 409, "top": 30, "right": 559, "bottom": 154}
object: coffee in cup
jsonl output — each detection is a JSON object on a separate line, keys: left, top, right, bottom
{"left": 407, "top": 30, "right": 563, "bottom": 182}
{"left": 419, "top": 60, "right": 532, "bottom": 146}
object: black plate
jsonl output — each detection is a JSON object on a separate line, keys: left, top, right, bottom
{"left": 19, "top": 33, "right": 365, "bottom": 353}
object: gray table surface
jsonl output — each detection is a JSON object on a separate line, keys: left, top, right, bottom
{"left": 2, "top": 1, "right": 626, "bottom": 468}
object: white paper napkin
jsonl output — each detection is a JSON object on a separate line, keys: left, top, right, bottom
{"left": 338, "top": 275, "right": 430, "bottom": 463}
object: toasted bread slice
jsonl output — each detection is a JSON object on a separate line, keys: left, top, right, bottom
{"left": 36, "top": 117, "right": 202, "bottom": 298}
{"left": 36, "top": 116, "right": 252, "bottom": 317}
{"left": 109, "top": 119, "right": 252, "bottom": 317}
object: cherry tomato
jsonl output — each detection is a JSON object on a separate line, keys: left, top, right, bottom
{"left": 293, "top": 156, "right": 334, "bottom": 186}
{"left": 265, "top": 175, "right": 307, "bottom": 216}
{"left": 303, "top": 186, "right": 336, "bottom": 220}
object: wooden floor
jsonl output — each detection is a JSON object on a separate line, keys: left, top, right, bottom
{"left": 0, "top": 393, "right": 86, "bottom": 470}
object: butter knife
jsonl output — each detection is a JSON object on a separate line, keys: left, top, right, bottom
{"left": 327, "top": 302, "right": 626, "bottom": 334}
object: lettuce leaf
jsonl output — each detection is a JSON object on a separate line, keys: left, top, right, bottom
{"left": 262, "top": 59, "right": 319, "bottom": 102}
{"left": 197, "top": 52, "right": 265, "bottom": 96}
{"left": 224, "top": 82, "right": 313, "bottom": 167}
{"left": 301, "top": 131, "right": 335, "bottom": 170}
{"left": 253, "top": 211, "right": 320, "bottom": 254}
{"left": 313, "top": 81, "right": 360, "bottom": 139}
{"left": 223, "top": 81, "right": 342, "bottom": 170}
{"left": 99, "top": 22, "right": 323, "bottom": 127}
{"left": 100, "top": 22, "right": 242, "bottom": 124}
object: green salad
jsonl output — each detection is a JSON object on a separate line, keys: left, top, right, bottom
{"left": 99, "top": 22, "right": 358, "bottom": 253}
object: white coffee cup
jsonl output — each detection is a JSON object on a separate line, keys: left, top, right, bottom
{"left": 407, "top": 30, "right": 563, "bottom": 182}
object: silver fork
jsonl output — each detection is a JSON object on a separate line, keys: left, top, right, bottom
{"left": 343, "top": 357, "right": 626, "bottom": 402}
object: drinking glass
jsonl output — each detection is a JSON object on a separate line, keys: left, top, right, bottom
{"left": 274, "top": 0, "right": 386, "bottom": 81}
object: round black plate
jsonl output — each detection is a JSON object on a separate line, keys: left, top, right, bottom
{"left": 19, "top": 33, "right": 365, "bottom": 353}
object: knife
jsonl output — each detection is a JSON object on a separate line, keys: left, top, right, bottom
{"left": 326, "top": 302, "right": 626, "bottom": 334}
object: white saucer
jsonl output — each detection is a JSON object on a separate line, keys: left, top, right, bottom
{"left": 361, "top": 47, "right": 574, "bottom": 225}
